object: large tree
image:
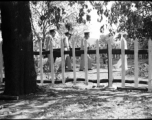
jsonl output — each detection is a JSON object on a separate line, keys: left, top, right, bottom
{"left": 0, "top": 2, "right": 37, "bottom": 96}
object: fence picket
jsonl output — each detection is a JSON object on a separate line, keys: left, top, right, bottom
{"left": 2, "top": 36, "right": 152, "bottom": 91}
{"left": 84, "top": 40, "right": 88, "bottom": 85}
{"left": 134, "top": 39, "right": 138, "bottom": 87}
{"left": 39, "top": 40, "right": 43, "bottom": 85}
{"left": 72, "top": 40, "right": 76, "bottom": 84}
{"left": 108, "top": 38, "right": 113, "bottom": 87}
{"left": 121, "top": 38, "right": 125, "bottom": 87}
{"left": 148, "top": 39, "right": 152, "bottom": 91}
{"left": 96, "top": 40, "right": 100, "bottom": 86}
{"left": 61, "top": 38, "right": 65, "bottom": 84}
{"left": 0, "top": 42, "right": 3, "bottom": 84}
{"left": 50, "top": 41, "right": 54, "bottom": 86}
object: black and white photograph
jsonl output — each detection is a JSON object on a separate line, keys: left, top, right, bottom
{"left": 0, "top": 1, "right": 152, "bottom": 119}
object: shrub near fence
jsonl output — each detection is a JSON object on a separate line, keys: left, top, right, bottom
{"left": 31, "top": 38, "right": 152, "bottom": 92}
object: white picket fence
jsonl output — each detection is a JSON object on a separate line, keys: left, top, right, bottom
{"left": 0, "top": 38, "right": 152, "bottom": 92}
{"left": 36, "top": 38, "right": 152, "bottom": 91}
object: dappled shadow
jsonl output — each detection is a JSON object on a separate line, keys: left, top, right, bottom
{"left": 1, "top": 84, "right": 152, "bottom": 119}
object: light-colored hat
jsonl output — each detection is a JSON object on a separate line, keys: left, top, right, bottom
{"left": 50, "top": 25, "right": 57, "bottom": 31}
{"left": 84, "top": 28, "right": 90, "bottom": 33}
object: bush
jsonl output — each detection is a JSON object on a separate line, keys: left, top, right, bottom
{"left": 126, "top": 63, "right": 149, "bottom": 78}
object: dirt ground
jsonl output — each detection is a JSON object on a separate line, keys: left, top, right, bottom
{"left": 1, "top": 84, "right": 152, "bottom": 119}
{"left": 0, "top": 59, "right": 152, "bottom": 119}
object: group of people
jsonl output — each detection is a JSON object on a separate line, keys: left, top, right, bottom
{"left": 44, "top": 25, "right": 93, "bottom": 72}
{"left": 42, "top": 25, "right": 128, "bottom": 73}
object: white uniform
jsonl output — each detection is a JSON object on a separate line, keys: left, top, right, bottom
{"left": 45, "top": 35, "right": 56, "bottom": 50}
{"left": 62, "top": 36, "right": 72, "bottom": 70}
{"left": 79, "top": 38, "right": 92, "bottom": 70}
{"left": 114, "top": 38, "right": 128, "bottom": 70}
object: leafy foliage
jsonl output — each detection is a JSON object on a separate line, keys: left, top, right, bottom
{"left": 65, "top": 22, "right": 73, "bottom": 31}
{"left": 106, "top": 1, "right": 152, "bottom": 49}
{"left": 30, "top": 1, "right": 152, "bottom": 50}
{"left": 126, "top": 63, "right": 149, "bottom": 78}
{"left": 30, "top": 1, "right": 84, "bottom": 49}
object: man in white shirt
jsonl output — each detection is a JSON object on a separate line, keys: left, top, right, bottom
{"left": 79, "top": 29, "right": 92, "bottom": 71}
{"left": 44, "top": 25, "right": 57, "bottom": 71}
{"left": 64, "top": 31, "right": 73, "bottom": 71}
{"left": 113, "top": 32, "right": 128, "bottom": 70}
{"left": 58, "top": 30, "right": 73, "bottom": 72}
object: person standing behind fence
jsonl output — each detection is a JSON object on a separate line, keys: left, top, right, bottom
{"left": 44, "top": 25, "right": 57, "bottom": 72}
{"left": 58, "top": 30, "right": 73, "bottom": 72}
{"left": 113, "top": 32, "right": 128, "bottom": 70}
{"left": 79, "top": 29, "right": 92, "bottom": 71}
{"left": 63, "top": 30, "right": 73, "bottom": 71}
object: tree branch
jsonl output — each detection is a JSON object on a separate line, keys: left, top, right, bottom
{"left": 30, "top": 17, "right": 41, "bottom": 42}
{"left": 30, "top": 3, "right": 42, "bottom": 17}
{"left": 62, "top": 12, "right": 77, "bottom": 21}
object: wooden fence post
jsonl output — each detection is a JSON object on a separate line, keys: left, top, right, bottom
{"left": 121, "top": 38, "right": 125, "bottom": 87}
{"left": 108, "top": 38, "right": 113, "bottom": 87}
{"left": 84, "top": 40, "right": 88, "bottom": 85}
{"left": 72, "top": 40, "right": 76, "bottom": 84}
{"left": 50, "top": 40, "right": 54, "bottom": 86}
{"left": 39, "top": 40, "right": 43, "bottom": 85}
{"left": 0, "top": 42, "right": 3, "bottom": 84}
{"left": 61, "top": 38, "right": 65, "bottom": 85}
{"left": 96, "top": 40, "right": 100, "bottom": 87}
{"left": 148, "top": 39, "right": 152, "bottom": 91}
{"left": 134, "top": 38, "right": 138, "bottom": 87}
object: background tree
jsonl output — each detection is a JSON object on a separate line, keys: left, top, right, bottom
{"left": 30, "top": 1, "right": 83, "bottom": 49}
{"left": 30, "top": 1, "right": 114, "bottom": 49}
{"left": 106, "top": 1, "right": 152, "bottom": 49}
{"left": 0, "top": 1, "right": 37, "bottom": 96}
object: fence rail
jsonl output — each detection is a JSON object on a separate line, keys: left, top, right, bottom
{"left": 33, "top": 38, "right": 152, "bottom": 91}
{"left": 0, "top": 39, "right": 152, "bottom": 92}
{"left": 33, "top": 49, "right": 149, "bottom": 56}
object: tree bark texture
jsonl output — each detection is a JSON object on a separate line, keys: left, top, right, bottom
{"left": 0, "top": 2, "right": 37, "bottom": 96}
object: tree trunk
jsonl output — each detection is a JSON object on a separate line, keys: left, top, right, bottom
{"left": 0, "top": 2, "right": 37, "bottom": 96}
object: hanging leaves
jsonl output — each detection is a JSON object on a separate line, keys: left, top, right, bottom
{"left": 86, "top": 14, "right": 91, "bottom": 21}
{"left": 100, "top": 25, "right": 104, "bottom": 33}
{"left": 107, "top": 1, "right": 152, "bottom": 48}
{"left": 65, "top": 22, "right": 73, "bottom": 31}
{"left": 31, "top": 1, "right": 38, "bottom": 6}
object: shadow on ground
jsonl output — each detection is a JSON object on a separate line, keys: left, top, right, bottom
{"left": 1, "top": 83, "right": 152, "bottom": 119}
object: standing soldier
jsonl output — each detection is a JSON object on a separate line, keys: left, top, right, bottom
{"left": 64, "top": 30, "right": 73, "bottom": 71}
{"left": 113, "top": 32, "right": 128, "bottom": 70}
{"left": 44, "top": 25, "right": 57, "bottom": 72}
{"left": 79, "top": 28, "right": 92, "bottom": 71}
{"left": 58, "top": 30, "right": 73, "bottom": 72}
